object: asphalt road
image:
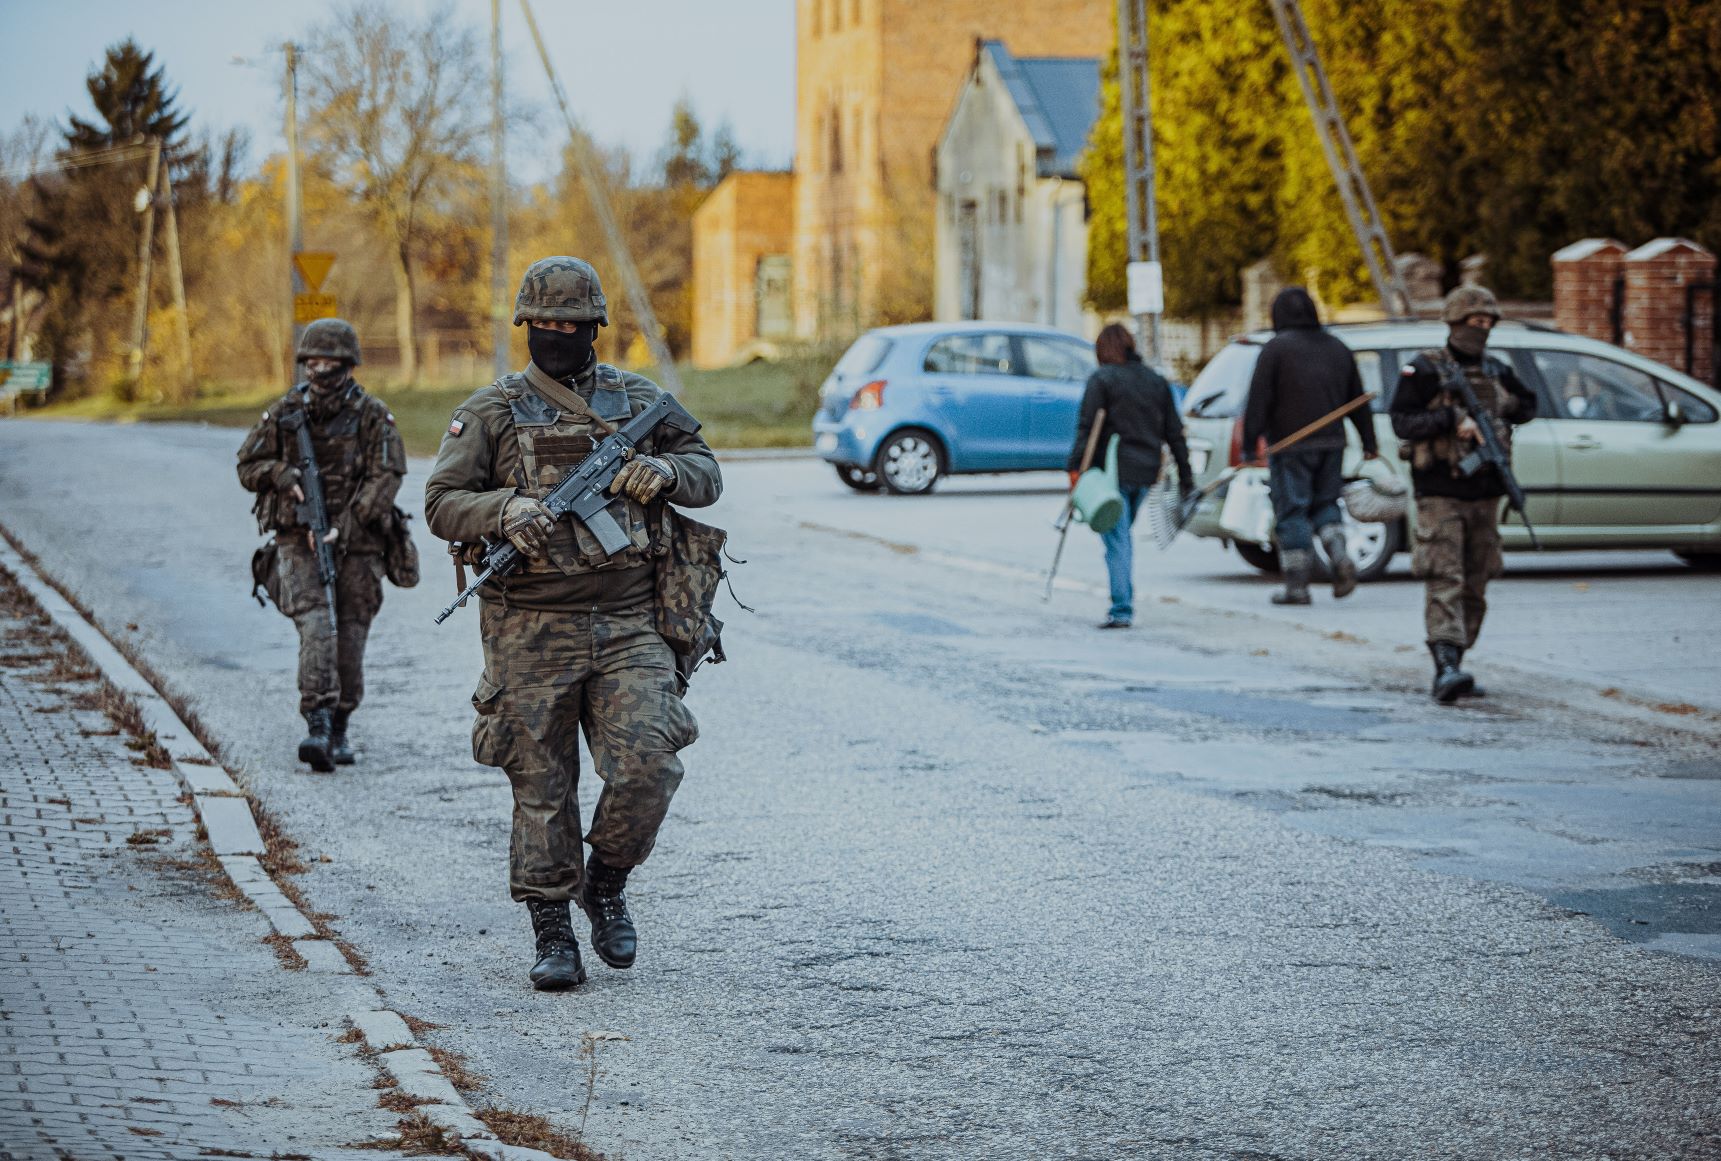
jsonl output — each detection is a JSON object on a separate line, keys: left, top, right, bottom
{"left": 1, "top": 420, "right": 1718, "bottom": 1160}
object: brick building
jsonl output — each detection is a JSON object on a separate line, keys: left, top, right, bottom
{"left": 693, "top": 0, "right": 1111, "bottom": 367}
{"left": 691, "top": 173, "right": 797, "bottom": 369}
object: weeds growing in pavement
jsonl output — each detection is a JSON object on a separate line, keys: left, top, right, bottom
{"left": 475, "top": 1107, "right": 609, "bottom": 1160}
{"left": 578, "top": 1031, "right": 631, "bottom": 1138}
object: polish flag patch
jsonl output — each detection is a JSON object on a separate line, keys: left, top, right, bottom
{"left": 447, "top": 418, "right": 465, "bottom": 437}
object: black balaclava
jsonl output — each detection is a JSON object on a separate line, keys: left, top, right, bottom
{"left": 306, "top": 361, "right": 350, "bottom": 392}
{"left": 528, "top": 322, "right": 599, "bottom": 381}
{"left": 1448, "top": 322, "right": 1490, "bottom": 359}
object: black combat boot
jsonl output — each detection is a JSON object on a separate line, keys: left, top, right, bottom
{"left": 1455, "top": 648, "right": 1486, "bottom": 698}
{"left": 1319, "top": 526, "right": 1357, "bottom": 599}
{"left": 1272, "top": 548, "right": 1314, "bottom": 605}
{"left": 298, "top": 709, "right": 335, "bottom": 772}
{"left": 329, "top": 710, "right": 355, "bottom": 766}
{"left": 580, "top": 856, "right": 637, "bottom": 970}
{"left": 1429, "top": 642, "right": 1475, "bottom": 705}
{"left": 525, "top": 898, "right": 587, "bottom": 991}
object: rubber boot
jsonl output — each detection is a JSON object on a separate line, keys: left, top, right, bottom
{"left": 329, "top": 710, "right": 355, "bottom": 766}
{"left": 580, "top": 856, "right": 637, "bottom": 969}
{"left": 1319, "top": 525, "right": 1358, "bottom": 599}
{"left": 1272, "top": 548, "right": 1314, "bottom": 606}
{"left": 1455, "top": 648, "right": 1486, "bottom": 698}
{"left": 525, "top": 899, "right": 587, "bottom": 991}
{"left": 1429, "top": 642, "right": 1475, "bottom": 705}
{"left": 298, "top": 709, "right": 335, "bottom": 773}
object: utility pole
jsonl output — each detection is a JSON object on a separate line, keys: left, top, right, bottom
{"left": 158, "top": 160, "right": 195, "bottom": 391}
{"left": 1268, "top": 0, "right": 1413, "bottom": 318}
{"left": 517, "top": 0, "right": 683, "bottom": 394}
{"left": 284, "top": 42, "right": 306, "bottom": 357}
{"left": 489, "top": 0, "right": 509, "bottom": 378}
{"left": 1117, "top": 0, "right": 1163, "bottom": 367}
{"left": 125, "top": 137, "right": 164, "bottom": 389}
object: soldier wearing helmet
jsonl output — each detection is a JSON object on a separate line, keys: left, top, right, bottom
{"left": 425, "top": 257, "right": 722, "bottom": 992}
{"left": 1390, "top": 286, "right": 1538, "bottom": 703}
{"left": 237, "top": 319, "right": 407, "bottom": 768}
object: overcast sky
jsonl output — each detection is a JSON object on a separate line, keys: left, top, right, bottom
{"left": 0, "top": 0, "right": 798, "bottom": 181}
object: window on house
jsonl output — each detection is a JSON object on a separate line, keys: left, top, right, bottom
{"left": 851, "top": 0, "right": 862, "bottom": 25}
{"left": 831, "top": 0, "right": 842, "bottom": 32}
{"left": 811, "top": 0, "right": 822, "bottom": 37}
{"left": 1016, "top": 144, "right": 1027, "bottom": 223}
{"left": 828, "top": 107, "right": 844, "bottom": 174}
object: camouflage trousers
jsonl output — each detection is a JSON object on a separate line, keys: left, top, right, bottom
{"left": 1411, "top": 495, "right": 1503, "bottom": 649}
{"left": 471, "top": 602, "right": 698, "bottom": 903}
{"left": 273, "top": 541, "right": 385, "bottom": 715}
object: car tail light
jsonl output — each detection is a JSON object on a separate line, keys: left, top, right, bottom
{"left": 849, "top": 380, "right": 886, "bottom": 411}
{"left": 1229, "top": 416, "right": 1246, "bottom": 467}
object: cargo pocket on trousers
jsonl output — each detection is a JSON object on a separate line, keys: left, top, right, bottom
{"left": 470, "top": 674, "right": 508, "bottom": 768}
{"left": 1410, "top": 523, "right": 1447, "bottom": 580}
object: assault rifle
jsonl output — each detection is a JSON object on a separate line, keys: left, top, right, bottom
{"left": 436, "top": 392, "right": 700, "bottom": 623}
{"left": 277, "top": 393, "right": 339, "bottom": 632}
{"left": 1441, "top": 364, "right": 1542, "bottom": 550}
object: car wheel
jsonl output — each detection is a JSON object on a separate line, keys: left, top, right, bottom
{"left": 1674, "top": 550, "right": 1721, "bottom": 571}
{"left": 875, "top": 430, "right": 943, "bottom": 495}
{"left": 1318, "top": 505, "right": 1402, "bottom": 583}
{"left": 836, "top": 464, "right": 880, "bottom": 491}
{"left": 1234, "top": 541, "right": 1280, "bottom": 574}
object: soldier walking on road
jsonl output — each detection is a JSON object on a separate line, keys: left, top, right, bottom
{"left": 1243, "top": 287, "right": 1381, "bottom": 605}
{"left": 1390, "top": 286, "right": 1538, "bottom": 703}
{"left": 238, "top": 320, "right": 406, "bottom": 770}
{"left": 424, "top": 257, "right": 723, "bottom": 992}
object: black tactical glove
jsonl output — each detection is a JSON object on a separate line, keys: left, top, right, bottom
{"left": 501, "top": 495, "right": 557, "bottom": 561}
{"left": 609, "top": 455, "right": 675, "bottom": 504}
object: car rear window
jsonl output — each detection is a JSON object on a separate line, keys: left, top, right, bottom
{"left": 833, "top": 334, "right": 893, "bottom": 377}
{"left": 1183, "top": 343, "right": 1260, "bottom": 417}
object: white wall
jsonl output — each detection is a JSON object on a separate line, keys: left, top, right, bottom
{"left": 934, "top": 53, "right": 1095, "bottom": 336}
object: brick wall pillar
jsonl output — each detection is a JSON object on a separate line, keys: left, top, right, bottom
{"left": 1551, "top": 238, "right": 1627, "bottom": 343}
{"left": 1623, "top": 238, "right": 1716, "bottom": 384}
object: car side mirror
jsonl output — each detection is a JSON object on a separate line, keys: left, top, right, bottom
{"left": 1664, "top": 400, "right": 1686, "bottom": 427}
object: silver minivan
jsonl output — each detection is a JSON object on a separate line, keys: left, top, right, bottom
{"left": 1180, "top": 321, "right": 1721, "bottom": 580}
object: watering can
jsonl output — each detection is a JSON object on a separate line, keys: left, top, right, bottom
{"left": 1069, "top": 434, "right": 1123, "bottom": 534}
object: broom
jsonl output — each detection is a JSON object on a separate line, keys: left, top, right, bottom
{"left": 1145, "top": 391, "right": 1377, "bottom": 549}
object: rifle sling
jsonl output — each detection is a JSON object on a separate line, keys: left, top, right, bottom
{"left": 522, "top": 363, "right": 621, "bottom": 436}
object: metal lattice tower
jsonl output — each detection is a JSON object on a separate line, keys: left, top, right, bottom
{"left": 1117, "top": 0, "right": 1163, "bottom": 364}
{"left": 1268, "top": 0, "right": 1414, "bottom": 318}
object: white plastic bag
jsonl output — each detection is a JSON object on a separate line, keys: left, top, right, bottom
{"left": 1219, "top": 468, "right": 1275, "bottom": 547}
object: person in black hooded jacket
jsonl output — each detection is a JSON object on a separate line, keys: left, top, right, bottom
{"left": 1242, "top": 287, "right": 1379, "bottom": 605}
{"left": 1067, "top": 324, "right": 1194, "bottom": 629}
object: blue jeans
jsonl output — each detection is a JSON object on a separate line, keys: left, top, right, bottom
{"left": 1267, "top": 448, "right": 1344, "bottom": 553}
{"left": 1101, "top": 486, "right": 1150, "bottom": 622}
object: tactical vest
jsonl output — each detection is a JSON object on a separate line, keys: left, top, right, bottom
{"left": 1411, "top": 348, "right": 1514, "bottom": 476}
{"left": 254, "top": 385, "right": 379, "bottom": 533}
{"left": 496, "top": 364, "right": 667, "bottom": 576}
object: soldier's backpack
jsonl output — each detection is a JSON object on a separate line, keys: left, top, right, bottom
{"left": 654, "top": 510, "right": 737, "bottom": 691}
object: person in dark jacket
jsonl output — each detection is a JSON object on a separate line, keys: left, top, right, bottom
{"left": 1067, "top": 324, "right": 1194, "bottom": 629}
{"left": 1390, "top": 285, "right": 1537, "bottom": 703}
{"left": 1243, "top": 287, "right": 1380, "bottom": 604}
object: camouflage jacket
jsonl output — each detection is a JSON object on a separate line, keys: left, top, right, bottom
{"left": 237, "top": 382, "right": 406, "bottom": 555}
{"left": 1391, "top": 347, "right": 1536, "bottom": 501}
{"left": 423, "top": 361, "right": 722, "bottom": 613}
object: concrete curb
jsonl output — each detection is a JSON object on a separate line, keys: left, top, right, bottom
{"left": 349, "top": 1009, "right": 562, "bottom": 1160}
{"left": 0, "top": 531, "right": 579, "bottom": 1161}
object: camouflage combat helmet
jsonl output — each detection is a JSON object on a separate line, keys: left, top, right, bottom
{"left": 296, "top": 318, "right": 362, "bottom": 365}
{"left": 513, "top": 256, "right": 609, "bottom": 327}
{"left": 1442, "top": 285, "right": 1501, "bottom": 324}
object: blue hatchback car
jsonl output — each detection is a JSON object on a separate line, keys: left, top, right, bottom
{"left": 812, "top": 321, "right": 1102, "bottom": 494}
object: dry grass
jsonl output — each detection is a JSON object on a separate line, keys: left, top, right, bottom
{"left": 125, "top": 827, "right": 172, "bottom": 847}
{"left": 262, "top": 934, "right": 308, "bottom": 971}
{"left": 253, "top": 800, "right": 309, "bottom": 877}
{"left": 1655, "top": 701, "right": 1702, "bottom": 716}
{"left": 400, "top": 1012, "right": 443, "bottom": 1037}
{"left": 377, "top": 1089, "right": 433, "bottom": 1114}
{"left": 475, "top": 1107, "right": 609, "bottom": 1159}
{"left": 347, "top": 1113, "right": 464, "bottom": 1155}
{"left": 425, "top": 1046, "right": 485, "bottom": 1095}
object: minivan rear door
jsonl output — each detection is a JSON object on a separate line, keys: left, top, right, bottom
{"left": 920, "top": 332, "right": 1025, "bottom": 471}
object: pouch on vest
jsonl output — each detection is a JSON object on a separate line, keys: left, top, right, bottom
{"left": 383, "top": 505, "right": 421, "bottom": 588}
{"left": 250, "top": 540, "right": 280, "bottom": 608}
{"left": 654, "top": 509, "right": 728, "bottom": 688}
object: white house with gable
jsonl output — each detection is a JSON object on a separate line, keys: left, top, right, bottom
{"left": 933, "top": 40, "right": 1101, "bottom": 335}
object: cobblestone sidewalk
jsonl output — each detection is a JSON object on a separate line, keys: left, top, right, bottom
{"left": 0, "top": 577, "right": 411, "bottom": 1159}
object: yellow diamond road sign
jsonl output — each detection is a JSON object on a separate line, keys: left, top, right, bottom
{"left": 295, "top": 293, "right": 337, "bottom": 324}
{"left": 293, "top": 251, "right": 337, "bottom": 293}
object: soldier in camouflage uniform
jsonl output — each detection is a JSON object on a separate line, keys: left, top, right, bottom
{"left": 238, "top": 319, "right": 406, "bottom": 769}
{"left": 1390, "top": 287, "right": 1538, "bottom": 703}
{"left": 424, "top": 257, "right": 722, "bottom": 991}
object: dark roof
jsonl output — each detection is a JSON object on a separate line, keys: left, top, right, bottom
{"left": 983, "top": 41, "right": 1101, "bottom": 179}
